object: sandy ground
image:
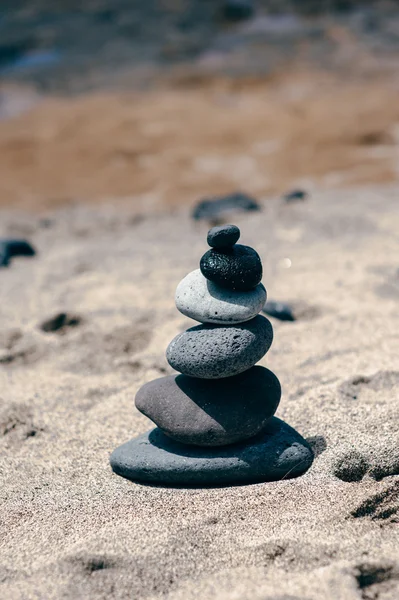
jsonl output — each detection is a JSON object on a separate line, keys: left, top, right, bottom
{"left": 1, "top": 71, "right": 399, "bottom": 213}
{"left": 0, "top": 184, "right": 398, "bottom": 599}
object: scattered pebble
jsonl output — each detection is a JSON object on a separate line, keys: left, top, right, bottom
{"left": 263, "top": 300, "right": 295, "bottom": 322}
{"left": 0, "top": 239, "right": 36, "bottom": 268}
{"left": 136, "top": 366, "right": 281, "bottom": 447}
{"left": 283, "top": 189, "right": 308, "bottom": 202}
{"left": 110, "top": 417, "right": 313, "bottom": 486}
{"left": 200, "top": 244, "right": 262, "bottom": 291}
{"left": 166, "top": 315, "right": 273, "bottom": 379}
{"left": 263, "top": 300, "right": 321, "bottom": 322}
{"left": 207, "top": 224, "right": 240, "bottom": 249}
{"left": 175, "top": 269, "right": 266, "bottom": 324}
{"left": 192, "top": 192, "right": 260, "bottom": 222}
{"left": 40, "top": 313, "right": 82, "bottom": 334}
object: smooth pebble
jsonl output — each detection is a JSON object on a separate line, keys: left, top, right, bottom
{"left": 176, "top": 269, "right": 266, "bottom": 324}
{"left": 110, "top": 417, "right": 314, "bottom": 486}
{"left": 191, "top": 192, "right": 260, "bottom": 222}
{"left": 135, "top": 366, "right": 281, "bottom": 446}
{"left": 207, "top": 224, "right": 240, "bottom": 248}
{"left": 263, "top": 300, "right": 295, "bottom": 322}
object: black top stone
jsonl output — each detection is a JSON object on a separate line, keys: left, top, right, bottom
{"left": 200, "top": 244, "right": 262, "bottom": 291}
{"left": 207, "top": 224, "right": 240, "bottom": 249}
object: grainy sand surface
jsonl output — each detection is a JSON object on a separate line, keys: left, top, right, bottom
{"left": 1, "top": 72, "right": 399, "bottom": 213}
{"left": 1, "top": 185, "right": 398, "bottom": 599}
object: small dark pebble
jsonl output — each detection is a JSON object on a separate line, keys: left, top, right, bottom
{"left": 0, "top": 239, "right": 36, "bottom": 268}
{"left": 222, "top": 0, "right": 254, "bottom": 22}
{"left": 40, "top": 312, "right": 82, "bottom": 333}
{"left": 263, "top": 300, "right": 321, "bottom": 322}
{"left": 200, "top": 244, "right": 262, "bottom": 291}
{"left": 263, "top": 300, "right": 295, "bottom": 322}
{"left": 283, "top": 189, "right": 308, "bottom": 202}
{"left": 207, "top": 224, "right": 240, "bottom": 248}
{"left": 192, "top": 192, "right": 260, "bottom": 223}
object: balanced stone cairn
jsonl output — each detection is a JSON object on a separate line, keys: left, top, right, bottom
{"left": 110, "top": 225, "right": 313, "bottom": 486}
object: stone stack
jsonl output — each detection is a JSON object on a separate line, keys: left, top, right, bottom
{"left": 110, "top": 225, "right": 313, "bottom": 486}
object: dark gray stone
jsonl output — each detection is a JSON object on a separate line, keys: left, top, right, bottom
{"left": 166, "top": 315, "right": 273, "bottom": 379}
{"left": 263, "top": 300, "right": 320, "bottom": 322}
{"left": 0, "top": 239, "right": 36, "bottom": 268}
{"left": 135, "top": 366, "right": 281, "bottom": 447}
{"left": 263, "top": 300, "right": 295, "bottom": 322}
{"left": 283, "top": 189, "right": 308, "bottom": 202}
{"left": 192, "top": 192, "right": 260, "bottom": 222}
{"left": 40, "top": 312, "right": 82, "bottom": 333}
{"left": 110, "top": 417, "right": 314, "bottom": 486}
{"left": 200, "top": 244, "right": 262, "bottom": 291}
{"left": 207, "top": 224, "right": 240, "bottom": 249}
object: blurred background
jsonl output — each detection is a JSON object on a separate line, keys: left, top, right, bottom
{"left": 0, "top": 0, "right": 398, "bottom": 216}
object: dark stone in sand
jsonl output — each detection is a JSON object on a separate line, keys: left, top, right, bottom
{"left": 110, "top": 417, "right": 314, "bottom": 486}
{"left": 263, "top": 300, "right": 320, "bottom": 322}
{"left": 283, "top": 189, "right": 308, "bottom": 202}
{"left": 135, "top": 366, "right": 281, "bottom": 447}
{"left": 0, "top": 239, "right": 36, "bottom": 268}
{"left": 166, "top": 315, "right": 273, "bottom": 379}
{"left": 200, "top": 244, "right": 262, "bottom": 291}
{"left": 207, "top": 224, "right": 240, "bottom": 249}
{"left": 40, "top": 312, "right": 82, "bottom": 333}
{"left": 263, "top": 300, "right": 295, "bottom": 322}
{"left": 192, "top": 192, "right": 260, "bottom": 222}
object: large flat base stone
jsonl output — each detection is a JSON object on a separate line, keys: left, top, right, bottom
{"left": 110, "top": 418, "right": 314, "bottom": 486}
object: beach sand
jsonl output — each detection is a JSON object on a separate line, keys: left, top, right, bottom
{"left": 0, "top": 72, "right": 399, "bottom": 214}
{"left": 1, "top": 184, "right": 398, "bottom": 599}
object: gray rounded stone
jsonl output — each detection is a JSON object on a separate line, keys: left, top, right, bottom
{"left": 207, "top": 224, "right": 240, "bottom": 248}
{"left": 176, "top": 269, "right": 266, "bottom": 324}
{"left": 135, "top": 367, "right": 281, "bottom": 447}
{"left": 166, "top": 315, "right": 273, "bottom": 379}
{"left": 110, "top": 417, "right": 314, "bottom": 486}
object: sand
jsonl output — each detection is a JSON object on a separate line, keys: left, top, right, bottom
{"left": 0, "top": 184, "right": 398, "bottom": 599}
{"left": 0, "top": 71, "right": 399, "bottom": 214}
